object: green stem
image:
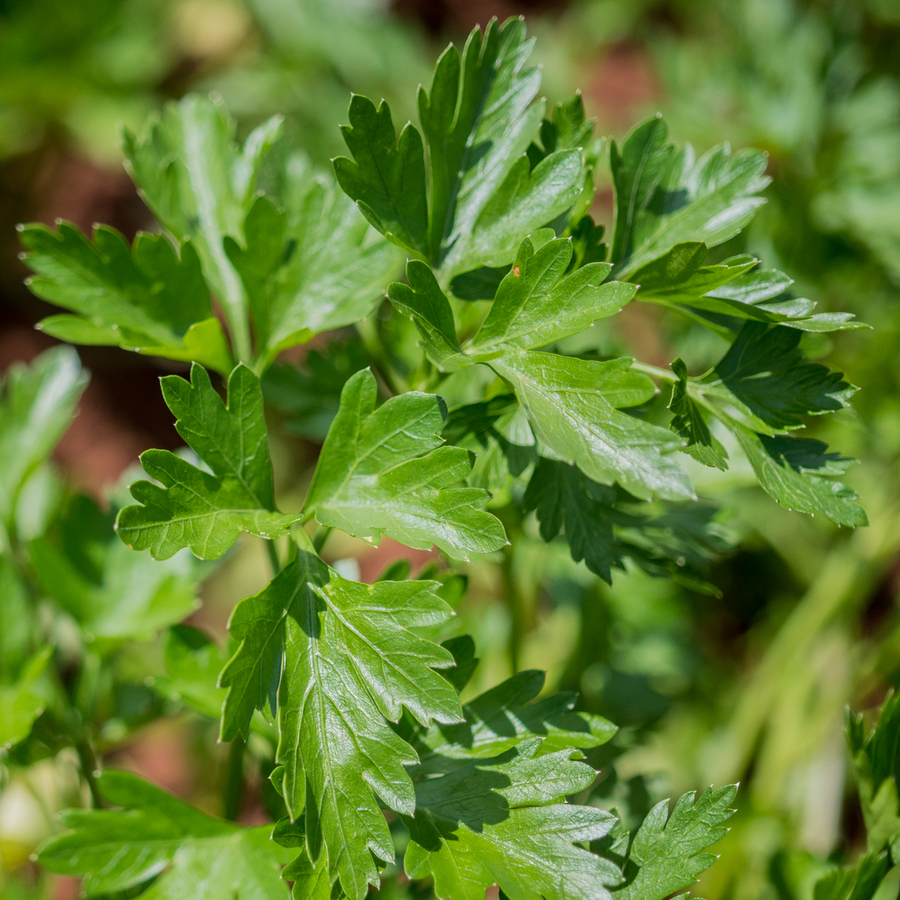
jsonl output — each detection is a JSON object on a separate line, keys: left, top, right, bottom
{"left": 502, "top": 544, "right": 525, "bottom": 674}
{"left": 630, "top": 360, "right": 678, "bottom": 383}
{"left": 75, "top": 740, "right": 104, "bottom": 809}
{"left": 222, "top": 735, "right": 245, "bottom": 821}
{"left": 265, "top": 539, "right": 281, "bottom": 576}
{"left": 313, "top": 526, "right": 333, "bottom": 555}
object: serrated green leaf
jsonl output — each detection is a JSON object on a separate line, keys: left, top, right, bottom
{"left": 31, "top": 494, "right": 200, "bottom": 641}
{"left": 36, "top": 770, "right": 290, "bottom": 899}
{"left": 336, "top": 19, "right": 584, "bottom": 279}
{"left": 469, "top": 236, "right": 634, "bottom": 353}
{"left": 633, "top": 243, "right": 862, "bottom": 333}
{"left": 523, "top": 458, "right": 730, "bottom": 588}
{"left": 611, "top": 117, "right": 769, "bottom": 277}
{"left": 387, "top": 260, "right": 471, "bottom": 371}
{"left": 415, "top": 668, "right": 616, "bottom": 766}
{"left": 124, "top": 95, "right": 282, "bottom": 360}
{"left": 219, "top": 548, "right": 461, "bottom": 899}
{"left": 224, "top": 175, "right": 401, "bottom": 368}
{"left": 0, "top": 346, "right": 88, "bottom": 532}
{"left": 22, "top": 222, "right": 232, "bottom": 373}
{"left": 117, "top": 364, "right": 299, "bottom": 560}
{"left": 726, "top": 425, "right": 867, "bottom": 527}
{"left": 524, "top": 458, "right": 622, "bottom": 583}
{"left": 305, "top": 368, "right": 506, "bottom": 558}
{"left": 614, "top": 785, "right": 737, "bottom": 900}
{"left": 405, "top": 740, "right": 621, "bottom": 900}
{"left": 711, "top": 323, "right": 856, "bottom": 431}
{"left": 333, "top": 93, "right": 429, "bottom": 257}
{"left": 489, "top": 349, "right": 694, "bottom": 501}
{"left": 669, "top": 358, "right": 728, "bottom": 470}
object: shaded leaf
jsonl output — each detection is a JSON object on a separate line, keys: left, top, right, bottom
{"left": 611, "top": 117, "right": 769, "bottom": 277}
{"left": 668, "top": 358, "right": 728, "bottom": 470}
{"left": 405, "top": 740, "right": 621, "bottom": 900}
{"left": 117, "top": 364, "right": 299, "bottom": 560}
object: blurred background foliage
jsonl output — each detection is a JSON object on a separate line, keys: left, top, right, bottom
{"left": 2, "top": 1, "right": 900, "bottom": 899}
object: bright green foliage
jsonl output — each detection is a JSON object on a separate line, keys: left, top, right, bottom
{"left": 224, "top": 180, "right": 401, "bottom": 370}
{"left": 123, "top": 96, "right": 282, "bottom": 360}
{"left": 335, "top": 18, "right": 583, "bottom": 280}
{"left": 468, "top": 235, "right": 634, "bottom": 352}
{"left": 9, "top": 14, "right": 877, "bottom": 900}
{"left": 21, "top": 223, "right": 232, "bottom": 373}
{"left": 221, "top": 546, "right": 461, "bottom": 899}
{"left": 490, "top": 350, "right": 694, "bottom": 502}
{"left": 37, "top": 771, "right": 291, "bottom": 899}
{"left": 0, "top": 346, "right": 87, "bottom": 535}
{"left": 610, "top": 116, "right": 770, "bottom": 276}
{"left": 31, "top": 495, "right": 199, "bottom": 641}
{"left": 305, "top": 368, "right": 507, "bottom": 558}
{"left": 117, "top": 364, "right": 299, "bottom": 559}
{"left": 405, "top": 741, "right": 622, "bottom": 900}
{"left": 612, "top": 785, "right": 737, "bottom": 900}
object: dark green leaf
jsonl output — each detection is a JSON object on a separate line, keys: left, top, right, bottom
{"left": 337, "top": 20, "right": 584, "bottom": 278}
{"left": 387, "top": 260, "right": 471, "bottom": 371}
{"left": 524, "top": 458, "right": 622, "bottom": 583}
{"left": 117, "top": 364, "right": 299, "bottom": 560}
{"left": 712, "top": 323, "right": 856, "bottom": 431}
{"left": 668, "top": 358, "right": 728, "bottom": 470}
{"left": 305, "top": 368, "right": 507, "bottom": 558}
{"left": 333, "top": 94, "right": 429, "bottom": 257}
{"left": 405, "top": 740, "right": 621, "bottom": 900}
{"left": 415, "top": 668, "right": 616, "bottom": 766}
